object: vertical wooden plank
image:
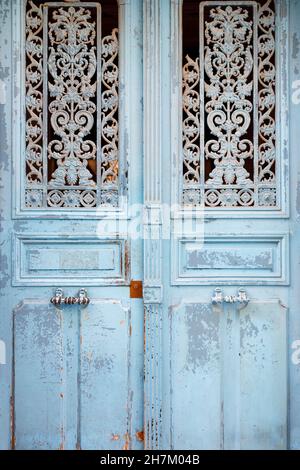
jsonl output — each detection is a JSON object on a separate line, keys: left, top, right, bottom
{"left": 0, "top": 0, "right": 13, "bottom": 450}
{"left": 221, "top": 305, "right": 241, "bottom": 450}
{"left": 143, "top": 0, "right": 164, "bottom": 450}
{"left": 170, "top": 302, "right": 222, "bottom": 450}
{"left": 14, "top": 302, "right": 65, "bottom": 449}
{"left": 62, "top": 308, "right": 81, "bottom": 450}
{"left": 240, "top": 301, "right": 287, "bottom": 449}
{"left": 119, "top": 0, "right": 145, "bottom": 450}
{"left": 80, "top": 300, "right": 131, "bottom": 450}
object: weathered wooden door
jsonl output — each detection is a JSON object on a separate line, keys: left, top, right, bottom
{"left": 0, "top": 0, "right": 144, "bottom": 450}
{"left": 142, "top": 0, "right": 300, "bottom": 451}
{"left": 1, "top": 0, "right": 300, "bottom": 452}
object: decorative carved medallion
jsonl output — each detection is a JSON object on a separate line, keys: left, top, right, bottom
{"left": 25, "top": 1, "right": 119, "bottom": 209}
{"left": 182, "top": 0, "right": 277, "bottom": 208}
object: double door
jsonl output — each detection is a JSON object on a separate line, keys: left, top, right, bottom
{"left": 0, "top": 0, "right": 300, "bottom": 450}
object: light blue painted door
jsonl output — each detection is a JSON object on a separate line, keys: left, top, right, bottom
{"left": 1, "top": 0, "right": 300, "bottom": 452}
{"left": 0, "top": 0, "right": 144, "bottom": 450}
{"left": 143, "top": 0, "right": 300, "bottom": 451}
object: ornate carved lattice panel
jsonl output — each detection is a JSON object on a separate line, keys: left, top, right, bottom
{"left": 25, "top": 1, "right": 119, "bottom": 209}
{"left": 182, "top": 0, "right": 277, "bottom": 209}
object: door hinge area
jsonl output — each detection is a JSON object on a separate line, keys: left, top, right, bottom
{"left": 130, "top": 280, "right": 143, "bottom": 298}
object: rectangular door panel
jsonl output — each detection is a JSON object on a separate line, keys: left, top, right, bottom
{"left": 239, "top": 300, "right": 287, "bottom": 450}
{"left": 14, "top": 297, "right": 135, "bottom": 450}
{"left": 172, "top": 234, "right": 289, "bottom": 285}
{"left": 169, "top": 301, "right": 222, "bottom": 450}
{"left": 168, "top": 298, "right": 287, "bottom": 450}
{"left": 80, "top": 299, "right": 132, "bottom": 450}
{"left": 13, "top": 234, "right": 129, "bottom": 286}
{"left": 14, "top": 300, "right": 66, "bottom": 450}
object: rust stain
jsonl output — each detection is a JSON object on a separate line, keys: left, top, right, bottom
{"left": 83, "top": 311, "right": 89, "bottom": 321}
{"left": 60, "top": 425, "right": 65, "bottom": 450}
{"left": 122, "top": 432, "right": 130, "bottom": 450}
{"left": 10, "top": 395, "right": 15, "bottom": 449}
{"left": 129, "top": 324, "right": 132, "bottom": 337}
{"left": 11, "top": 434, "right": 16, "bottom": 450}
{"left": 111, "top": 434, "right": 120, "bottom": 441}
{"left": 136, "top": 430, "right": 144, "bottom": 443}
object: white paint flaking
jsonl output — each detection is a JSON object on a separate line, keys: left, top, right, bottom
{"left": 0, "top": 339, "right": 6, "bottom": 365}
{"left": 0, "top": 79, "right": 6, "bottom": 104}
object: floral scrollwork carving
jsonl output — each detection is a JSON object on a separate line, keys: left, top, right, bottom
{"left": 204, "top": 5, "right": 254, "bottom": 189}
{"left": 25, "top": 0, "right": 44, "bottom": 185}
{"left": 25, "top": 1, "right": 120, "bottom": 210}
{"left": 258, "top": 0, "right": 276, "bottom": 199}
{"left": 101, "top": 28, "right": 119, "bottom": 206}
{"left": 182, "top": 1, "right": 277, "bottom": 209}
{"left": 47, "top": 5, "right": 97, "bottom": 191}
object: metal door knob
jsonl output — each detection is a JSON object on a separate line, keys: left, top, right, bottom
{"left": 50, "top": 288, "right": 90, "bottom": 308}
{"left": 211, "top": 288, "right": 249, "bottom": 309}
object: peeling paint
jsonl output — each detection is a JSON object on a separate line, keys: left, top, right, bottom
{"left": 0, "top": 79, "right": 6, "bottom": 104}
{"left": 187, "top": 248, "right": 273, "bottom": 270}
{"left": 0, "top": 252, "right": 9, "bottom": 288}
{"left": 93, "top": 356, "right": 115, "bottom": 372}
{"left": 122, "top": 432, "right": 130, "bottom": 450}
{"left": 296, "top": 182, "right": 300, "bottom": 215}
{"left": 292, "top": 33, "right": 300, "bottom": 60}
{"left": 185, "top": 304, "right": 219, "bottom": 372}
{"left": 241, "top": 314, "right": 260, "bottom": 340}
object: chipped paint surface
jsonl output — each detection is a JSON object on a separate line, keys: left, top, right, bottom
{"left": 12, "top": 274, "right": 139, "bottom": 450}
{"left": 169, "top": 300, "right": 287, "bottom": 450}
{"left": 187, "top": 249, "right": 273, "bottom": 270}
{"left": 0, "top": 253, "right": 9, "bottom": 288}
{"left": 0, "top": 79, "right": 6, "bottom": 104}
{"left": 292, "top": 33, "right": 300, "bottom": 60}
{"left": 122, "top": 432, "right": 131, "bottom": 450}
{"left": 184, "top": 304, "right": 219, "bottom": 373}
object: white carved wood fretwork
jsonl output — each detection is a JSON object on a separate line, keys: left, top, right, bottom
{"left": 100, "top": 28, "right": 119, "bottom": 206}
{"left": 257, "top": 0, "right": 276, "bottom": 206}
{"left": 25, "top": 0, "right": 120, "bottom": 209}
{"left": 25, "top": 0, "right": 44, "bottom": 194}
{"left": 182, "top": 0, "right": 277, "bottom": 209}
{"left": 182, "top": 55, "right": 201, "bottom": 206}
